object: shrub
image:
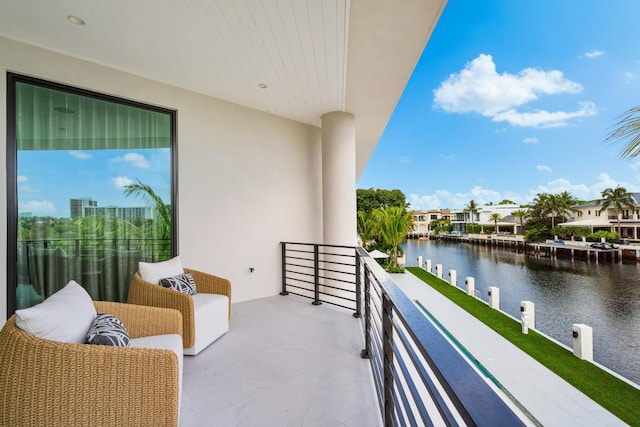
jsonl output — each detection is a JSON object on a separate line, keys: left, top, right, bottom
{"left": 588, "top": 230, "right": 619, "bottom": 242}
{"left": 554, "top": 226, "right": 591, "bottom": 239}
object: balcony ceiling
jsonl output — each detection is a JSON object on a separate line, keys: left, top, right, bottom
{"left": 0, "top": 0, "right": 446, "bottom": 176}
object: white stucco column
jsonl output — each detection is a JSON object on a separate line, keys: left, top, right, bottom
{"left": 321, "top": 111, "right": 356, "bottom": 246}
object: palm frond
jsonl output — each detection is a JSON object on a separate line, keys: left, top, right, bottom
{"left": 605, "top": 106, "right": 640, "bottom": 159}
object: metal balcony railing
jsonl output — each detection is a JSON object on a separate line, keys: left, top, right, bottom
{"left": 280, "top": 242, "right": 359, "bottom": 315}
{"left": 280, "top": 242, "right": 526, "bottom": 426}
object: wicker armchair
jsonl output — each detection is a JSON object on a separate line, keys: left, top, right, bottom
{"left": 128, "top": 268, "right": 231, "bottom": 355}
{"left": 0, "top": 301, "right": 183, "bottom": 427}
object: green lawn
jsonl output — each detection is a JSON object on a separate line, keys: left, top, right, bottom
{"left": 406, "top": 267, "right": 640, "bottom": 426}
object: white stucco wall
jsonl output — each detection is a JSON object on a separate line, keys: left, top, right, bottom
{"left": 0, "top": 36, "right": 324, "bottom": 323}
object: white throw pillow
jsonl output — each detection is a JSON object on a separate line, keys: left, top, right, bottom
{"left": 15, "top": 280, "right": 97, "bottom": 344}
{"left": 139, "top": 256, "right": 184, "bottom": 284}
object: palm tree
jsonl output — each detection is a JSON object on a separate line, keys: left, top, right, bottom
{"left": 512, "top": 209, "right": 528, "bottom": 234}
{"left": 605, "top": 106, "right": 640, "bottom": 158}
{"left": 465, "top": 200, "right": 479, "bottom": 233}
{"left": 357, "top": 210, "right": 379, "bottom": 250}
{"left": 531, "top": 192, "right": 557, "bottom": 225}
{"left": 599, "top": 186, "right": 636, "bottom": 237}
{"left": 377, "top": 206, "right": 413, "bottom": 267}
{"left": 489, "top": 212, "right": 502, "bottom": 233}
{"left": 554, "top": 191, "right": 578, "bottom": 226}
{"left": 123, "top": 179, "right": 172, "bottom": 240}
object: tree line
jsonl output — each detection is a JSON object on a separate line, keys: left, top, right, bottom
{"left": 357, "top": 185, "right": 638, "bottom": 252}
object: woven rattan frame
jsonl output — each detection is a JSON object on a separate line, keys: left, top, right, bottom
{"left": 0, "top": 302, "right": 182, "bottom": 427}
{"left": 127, "top": 268, "right": 231, "bottom": 348}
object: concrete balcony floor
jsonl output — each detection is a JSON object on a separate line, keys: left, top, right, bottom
{"left": 179, "top": 295, "right": 381, "bottom": 427}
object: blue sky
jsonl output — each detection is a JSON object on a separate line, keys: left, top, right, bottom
{"left": 18, "top": 148, "right": 170, "bottom": 218}
{"left": 357, "top": 0, "right": 640, "bottom": 210}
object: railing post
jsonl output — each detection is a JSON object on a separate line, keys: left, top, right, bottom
{"left": 279, "top": 242, "right": 289, "bottom": 296}
{"left": 312, "top": 244, "right": 322, "bottom": 305}
{"left": 360, "top": 262, "right": 371, "bottom": 359}
{"left": 382, "top": 290, "right": 394, "bottom": 425}
{"left": 354, "top": 249, "right": 362, "bottom": 318}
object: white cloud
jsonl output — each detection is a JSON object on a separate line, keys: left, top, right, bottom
{"left": 113, "top": 176, "right": 135, "bottom": 189}
{"left": 407, "top": 173, "right": 640, "bottom": 210}
{"left": 113, "top": 153, "right": 150, "bottom": 169}
{"left": 17, "top": 175, "right": 39, "bottom": 193}
{"left": 525, "top": 173, "right": 638, "bottom": 201}
{"left": 19, "top": 200, "right": 55, "bottom": 214}
{"left": 492, "top": 101, "right": 597, "bottom": 128}
{"left": 584, "top": 50, "right": 604, "bottom": 58}
{"left": 400, "top": 156, "right": 411, "bottom": 163}
{"left": 537, "top": 165, "right": 552, "bottom": 173}
{"left": 523, "top": 137, "right": 539, "bottom": 144}
{"left": 69, "top": 150, "right": 92, "bottom": 159}
{"left": 624, "top": 71, "right": 636, "bottom": 82}
{"left": 409, "top": 186, "right": 504, "bottom": 210}
{"left": 433, "top": 54, "right": 595, "bottom": 128}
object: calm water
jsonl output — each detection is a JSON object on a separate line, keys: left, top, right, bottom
{"left": 401, "top": 239, "right": 640, "bottom": 384}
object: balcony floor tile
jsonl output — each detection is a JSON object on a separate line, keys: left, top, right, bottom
{"left": 180, "top": 295, "right": 380, "bottom": 427}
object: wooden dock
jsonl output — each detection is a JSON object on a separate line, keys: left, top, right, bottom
{"left": 430, "top": 234, "right": 640, "bottom": 262}
{"left": 529, "top": 243, "right": 628, "bottom": 262}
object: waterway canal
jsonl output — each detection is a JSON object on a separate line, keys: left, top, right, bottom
{"left": 401, "top": 239, "right": 640, "bottom": 385}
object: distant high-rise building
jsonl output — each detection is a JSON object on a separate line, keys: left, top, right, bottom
{"left": 70, "top": 197, "right": 152, "bottom": 221}
{"left": 70, "top": 197, "right": 98, "bottom": 219}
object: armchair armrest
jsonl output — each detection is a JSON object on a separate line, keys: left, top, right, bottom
{"left": 128, "top": 272, "right": 196, "bottom": 347}
{"left": 94, "top": 301, "right": 182, "bottom": 339}
{"left": 0, "top": 316, "right": 179, "bottom": 427}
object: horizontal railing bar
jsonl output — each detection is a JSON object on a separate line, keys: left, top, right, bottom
{"left": 284, "top": 290, "right": 315, "bottom": 300}
{"left": 393, "top": 323, "right": 457, "bottom": 425}
{"left": 284, "top": 276, "right": 316, "bottom": 286}
{"left": 391, "top": 340, "right": 444, "bottom": 427}
{"left": 281, "top": 241, "right": 356, "bottom": 250}
{"left": 317, "top": 276, "right": 357, "bottom": 287}
{"left": 391, "top": 363, "right": 421, "bottom": 427}
{"left": 317, "top": 290, "right": 357, "bottom": 302}
{"left": 284, "top": 269, "right": 315, "bottom": 279}
{"left": 283, "top": 283, "right": 315, "bottom": 292}
{"left": 284, "top": 261, "right": 314, "bottom": 268}
{"left": 318, "top": 299, "right": 356, "bottom": 311}
{"left": 284, "top": 255, "right": 315, "bottom": 262}
{"left": 318, "top": 263, "right": 356, "bottom": 278}
{"left": 318, "top": 252, "right": 356, "bottom": 259}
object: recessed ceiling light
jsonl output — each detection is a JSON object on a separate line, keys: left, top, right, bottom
{"left": 67, "top": 15, "right": 85, "bottom": 26}
{"left": 258, "top": 83, "right": 268, "bottom": 89}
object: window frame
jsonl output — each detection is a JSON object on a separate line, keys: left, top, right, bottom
{"left": 6, "top": 72, "right": 178, "bottom": 317}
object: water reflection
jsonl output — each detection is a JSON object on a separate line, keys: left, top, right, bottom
{"left": 402, "top": 239, "right": 640, "bottom": 384}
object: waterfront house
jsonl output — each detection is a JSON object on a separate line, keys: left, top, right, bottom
{"left": 410, "top": 208, "right": 452, "bottom": 237}
{"left": 560, "top": 193, "right": 640, "bottom": 240}
{"left": 421, "top": 204, "right": 522, "bottom": 235}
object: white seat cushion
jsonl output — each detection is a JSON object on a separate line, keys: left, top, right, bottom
{"left": 184, "top": 293, "right": 229, "bottom": 355}
{"left": 130, "top": 334, "right": 183, "bottom": 409}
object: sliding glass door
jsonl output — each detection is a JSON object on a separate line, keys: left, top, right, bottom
{"left": 7, "top": 74, "right": 177, "bottom": 314}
